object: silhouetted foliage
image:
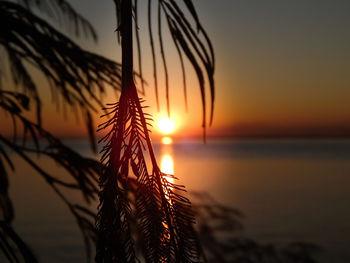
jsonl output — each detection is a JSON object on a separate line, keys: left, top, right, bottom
{"left": 116, "top": 0, "right": 215, "bottom": 140}
{"left": 95, "top": 1, "right": 204, "bottom": 261}
{"left": 0, "top": 0, "right": 126, "bottom": 151}
{"left": 95, "top": 91, "right": 201, "bottom": 262}
{"left": 191, "top": 192, "right": 321, "bottom": 263}
{"left": 0, "top": 0, "right": 122, "bottom": 261}
{"left": 0, "top": 0, "right": 320, "bottom": 262}
{"left": 0, "top": 89, "right": 101, "bottom": 260}
{"left": 0, "top": 221, "right": 37, "bottom": 262}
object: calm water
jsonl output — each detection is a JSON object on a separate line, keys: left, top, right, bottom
{"left": 5, "top": 139, "right": 350, "bottom": 262}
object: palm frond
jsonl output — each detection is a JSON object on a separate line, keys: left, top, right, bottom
{"left": 147, "top": 0, "right": 160, "bottom": 112}
{"left": 16, "top": 0, "right": 97, "bottom": 40}
{"left": 95, "top": 167, "right": 137, "bottom": 263}
{"left": 96, "top": 84, "right": 202, "bottom": 262}
{"left": 0, "top": 90, "right": 101, "bottom": 261}
{"left": 0, "top": 221, "right": 38, "bottom": 263}
{"left": 0, "top": 0, "right": 124, "bottom": 150}
{"left": 96, "top": 96, "right": 139, "bottom": 263}
{"left": 0, "top": 145, "right": 14, "bottom": 226}
{"left": 114, "top": 0, "right": 215, "bottom": 139}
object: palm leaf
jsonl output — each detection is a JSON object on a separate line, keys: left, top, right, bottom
{"left": 16, "top": 0, "right": 97, "bottom": 40}
{"left": 114, "top": 0, "right": 215, "bottom": 138}
{"left": 0, "top": 0, "right": 124, "bottom": 150}
{"left": 97, "top": 82, "right": 203, "bottom": 262}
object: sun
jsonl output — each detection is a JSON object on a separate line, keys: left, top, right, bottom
{"left": 158, "top": 117, "right": 175, "bottom": 134}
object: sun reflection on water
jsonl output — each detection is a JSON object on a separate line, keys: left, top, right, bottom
{"left": 161, "top": 154, "right": 174, "bottom": 175}
{"left": 161, "top": 136, "right": 173, "bottom": 145}
{"left": 160, "top": 137, "right": 175, "bottom": 184}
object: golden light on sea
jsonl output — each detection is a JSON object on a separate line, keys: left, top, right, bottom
{"left": 161, "top": 137, "right": 173, "bottom": 144}
{"left": 160, "top": 154, "right": 174, "bottom": 175}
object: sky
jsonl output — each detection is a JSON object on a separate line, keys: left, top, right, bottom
{"left": 2, "top": 0, "right": 350, "bottom": 139}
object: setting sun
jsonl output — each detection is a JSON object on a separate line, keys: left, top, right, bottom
{"left": 158, "top": 117, "right": 175, "bottom": 134}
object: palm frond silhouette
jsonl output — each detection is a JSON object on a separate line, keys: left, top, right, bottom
{"left": 95, "top": 0, "right": 206, "bottom": 261}
{"left": 96, "top": 90, "right": 200, "bottom": 262}
{"left": 0, "top": 0, "right": 121, "bottom": 260}
{"left": 0, "top": 88, "right": 101, "bottom": 261}
{"left": 0, "top": 0, "right": 134, "bottom": 150}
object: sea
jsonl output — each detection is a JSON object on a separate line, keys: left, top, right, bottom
{"left": 5, "top": 139, "right": 350, "bottom": 262}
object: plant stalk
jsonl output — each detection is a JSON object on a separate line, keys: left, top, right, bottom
{"left": 121, "top": 0, "right": 134, "bottom": 93}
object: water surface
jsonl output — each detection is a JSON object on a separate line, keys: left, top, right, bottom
{"left": 6, "top": 139, "right": 350, "bottom": 262}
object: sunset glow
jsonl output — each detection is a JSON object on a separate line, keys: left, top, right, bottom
{"left": 158, "top": 117, "right": 175, "bottom": 134}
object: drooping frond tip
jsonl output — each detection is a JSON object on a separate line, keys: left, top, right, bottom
{"left": 17, "top": 0, "right": 98, "bottom": 41}
{"left": 114, "top": 0, "right": 215, "bottom": 138}
{"left": 160, "top": 0, "right": 215, "bottom": 131}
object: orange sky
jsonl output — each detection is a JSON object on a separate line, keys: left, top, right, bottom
{"left": 1, "top": 0, "right": 350, "bottom": 139}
